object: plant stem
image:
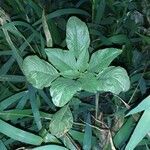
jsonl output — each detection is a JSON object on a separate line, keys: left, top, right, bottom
{"left": 95, "top": 92, "right": 99, "bottom": 119}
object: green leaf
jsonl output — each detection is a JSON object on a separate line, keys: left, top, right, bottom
{"left": 97, "top": 67, "right": 130, "bottom": 94}
{"left": 49, "top": 105, "right": 73, "bottom": 137}
{"left": 0, "top": 140, "right": 7, "bottom": 150}
{"left": 126, "top": 95, "right": 150, "bottom": 116}
{"left": 42, "top": 11, "right": 53, "bottom": 47}
{"left": 0, "top": 119, "right": 43, "bottom": 145}
{"left": 40, "top": 129, "right": 60, "bottom": 144}
{"left": 62, "top": 134, "right": 77, "bottom": 150}
{"left": 83, "top": 113, "right": 92, "bottom": 150}
{"left": 76, "top": 48, "right": 89, "bottom": 72}
{"left": 108, "top": 34, "right": 129, "bottom": 45}
{"left": 78, "top": 73, "right": 99, "bottom": 93}
{"left": 69, "top": 129, "right": 97, "bottom": 146}
{"left": 29, "top": 86, "right": 42, "bottom": 130}
{"left": 113, "top": 117, "right": 135, "bottom": 149}
{"left": 125, "top": 109, "right": 150, "bottom": 150}
{"left": 0, "top": 91, "right": 26, "bottom": 111}
{"left": 32, "top": 145, "right": 68, "bottom": 150}
{"left": 60, "top": 70, "right": 80, "bottom": 79}
{"left": 45, "top": 48, "right": 77, "bottom": 71}
{"left": 50, "top": 77, "right": 81, "bottom": 107}
{"left": 22, "top": 55, "right": 59, "bottom": 89}
{"left": 88, "top": 48, "right": 122, "bottom": 73}
{"left": 66, "top": 16, "right": 90, "bottom": 58}
{"left": 92, "top": 0, "right": 106, "bottom": 24}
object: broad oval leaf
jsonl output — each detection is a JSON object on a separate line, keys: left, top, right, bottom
{"left": 49, "top": 105, "right": 73, "bottom": 137}
{"left": 22, "top": 56, "right": 59, "bottom": 89}
{"left": 66, "top": 16, "right": 90, "bottom": 58}
{"left": 78, "top": 73, "right": 99, "bottom": 93}
{"left": 45, "top": 48, "right": 77, "bottom": 71}
{"left": 33, "top": 145, "right": 68, "bottom": 150}
{"left": 125, "top": 109, "right": 150, "bottom": 150}
{"left": 88, "top": 48, "right": 122, "bottom": 73}
{"left": 0, "top": 119, "right": 43, "bottom": 145}
{"left": 97, "top": 66, "right": 130, "bottom": 94}
{"left": 50, "top": 77, "right": 81, "bottom": 107}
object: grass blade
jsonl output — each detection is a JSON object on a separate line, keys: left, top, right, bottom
{"left": 125, "top": 109, "right": 150, "bottom": 150}
{"left": 29, "top": 85, "right": 42, "bottom": 130}
{"left": 0, "top": 91, "right": 27, "bottom": 111}
{"left": 33, "top": 8, "right": 90, "bottom": 26}
{"left": 83, "top": 113, "right": 92, "bottom": 150}
{"left": 42, "top": 11, "right": 53, "bottom": 47}
{"left": 0, "top": 75, "right": 26, "bottom": 82}
{"left": 0, "top": 140, "right": 7, "bottom": 150}
{"left": 0, "top": 119, "right": 43, "bottom": 145}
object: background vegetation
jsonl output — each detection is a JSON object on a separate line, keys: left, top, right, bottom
{"left": 0, "top": 0, "right": 150, "bottom": 149}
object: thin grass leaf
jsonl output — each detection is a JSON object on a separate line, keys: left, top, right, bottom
{"left": 125, "top": 109, "right": 150, "bottom": 150}
{"left": 33, "top": 8, "right": 90, "bottom": 26}
{"left": 32, "top": 145, "right": 68, "bottom": 150}
{"left": 0, "top": 119, "right": 43, "bottom": 145}
{"left": 83, "top": 113, "right": 92, "bottom": 150}
{"left": 0, "top": 50, "right": 12, "bottom": 56}
{"left": 2, "top": 29, "right": 23, "bottom": 69}
{"left": 0, "top": 57, "right": 15, "bottom": 75}
{"left": 0, "top": 91, "right": 27, "bottom": 111}
{"left": 42, "top": 11, "right": 53, "bottom": 47}
{"left": 0, "top": 109, "right": 33, "bottom": 120}
{"left": 92, "top": 0, "right": 106, "bottom": 23}
{"left": 0, "top": 75, "right": 26, "bottom": 82}
{"left": 0, "top": 140, "right": 7, "bottom": 150}
{"left": 29, "top": 85, "right": 42, "bottom": 130}
{"left": 126, "top": 95, "right": 150, "bottom": 116}
{"left": 38, "top": 90, "right": 56, "bottom": 111}
{"left": 16, "top": 93, "right": 29, "bottom": 109}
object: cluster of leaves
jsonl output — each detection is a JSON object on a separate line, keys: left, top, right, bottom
{"left": 22, "top": 16, "right": 130, "bottom": 107}
{"left": 0, "top": 0, "right": 150, "bottom": 150}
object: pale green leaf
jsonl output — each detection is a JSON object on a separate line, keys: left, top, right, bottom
{"left": 50, "top": 77, "right": 81, "bottom": 107}
{"left": 76, "top": 48, "right": 89, "bottom": 72}
{"left": 88, "top": 48, "right": 122, "bottom": 73}
{"left": 66, "top": 16, "right": 90, "bottom": 58}
{"left": 60, "top": 70, "right": 80, "bottom": 79}
{"left": 62, "top": 134, "right": 77, "bottom": 150}
{"left": 42, "top": 11, "right": 53, "bottom": 47}
{"left": 126, "top": 95, "right": 150, "bottom": 116}
{"left": 32, "top": 145, "right": 68, "bottom": 150}
{"left": 125, "top": 109, "right": 150, "bottom": 150}
{"left": 49, "top": 105, "right": 73, "bottom": 137}
{"left": 45, "top": 48, "right": 77, "bottom": 71}
{"left": 22, "top": 56, "right": 59, "bottom": 89}
{"left": 78, "top": 73, "right": 99, "bottom": 93}
{"left": 0, "top": 119, "right": 43, "bottom": 145}
{"left": 97, "top": 67, "right": 130, "bottom": 94}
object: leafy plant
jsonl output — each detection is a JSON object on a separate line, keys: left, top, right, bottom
{"left": 22, "top": 16, "right": 130, "bottom": 108}
{"left": 0, "top": 0, "right": 150, "bottom": 149}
